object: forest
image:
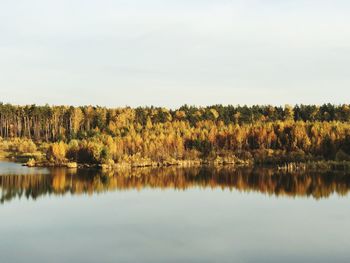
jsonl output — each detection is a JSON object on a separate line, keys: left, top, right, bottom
{"left": 0, "top": 103, "right": 350, "bottom": 168}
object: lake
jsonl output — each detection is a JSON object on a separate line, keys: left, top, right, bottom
{"left": 0, "top": 161, "right": 349, "bottom": 263}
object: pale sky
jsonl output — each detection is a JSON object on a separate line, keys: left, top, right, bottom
{"left": 0, "top": 0, "right": 349, "bottom": 108}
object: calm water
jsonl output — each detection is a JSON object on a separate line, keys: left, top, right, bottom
{"left": 0, "top": 161, "right": 349, "bottom": 263}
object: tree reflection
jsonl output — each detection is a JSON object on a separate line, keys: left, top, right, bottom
{"left": 1, "top": 167, "right": 350, "bottom": 203}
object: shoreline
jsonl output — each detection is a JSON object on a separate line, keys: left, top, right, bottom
{"left": 19, "top": 158, "right": 350, "bottom": 173}
{"left": 2, "top": 150, "right": 350, "bottom": 173}
{"left": 22, "top": 158, "right": 252, "bottom": 170}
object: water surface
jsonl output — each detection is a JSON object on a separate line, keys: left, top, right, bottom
{"left": 0, "top": 161, "right": 349, "bottom": 263}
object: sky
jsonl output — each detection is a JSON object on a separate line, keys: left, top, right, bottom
{"left": 0, "top": 0, "right": 349, "bottom": 108}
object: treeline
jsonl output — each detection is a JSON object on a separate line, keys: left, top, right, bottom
{"left": 0, "top": 103, "right": 350, "bottom": 165}
{"left": 0, "top": 103, "right": 350, "bottom": 141}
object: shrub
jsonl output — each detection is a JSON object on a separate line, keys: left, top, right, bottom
{"left": 47, "top": 142, "right": 67, "bottom": 163}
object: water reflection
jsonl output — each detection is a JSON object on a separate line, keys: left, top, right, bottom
{"left": 1, "top": 165, "right": 350, "bottom": 203}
